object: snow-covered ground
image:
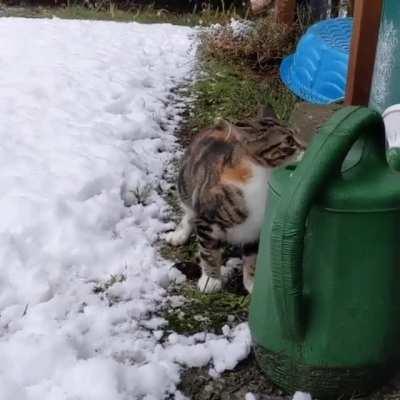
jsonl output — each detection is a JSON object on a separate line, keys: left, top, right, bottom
{"left": 0, "top": 18, "right": 250, "bottom": 400}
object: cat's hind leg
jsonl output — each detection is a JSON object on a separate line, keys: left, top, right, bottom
{"left": 196, "top": 221, "right": 225, "bottom": 293}
{"left": 165, "top": 204, "right": 195, "bottom": 246}
{"left": 242, "top": 241, "right": 259, "bottom": 293}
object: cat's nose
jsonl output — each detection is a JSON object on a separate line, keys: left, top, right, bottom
{"left": 284, "top": 147, "right": 296, "bottom": 156}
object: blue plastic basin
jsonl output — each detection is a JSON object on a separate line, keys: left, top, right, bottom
{"left": 280, "top": 17, "right": 353, "bottom": 104}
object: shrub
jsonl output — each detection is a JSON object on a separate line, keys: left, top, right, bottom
{"left": 201, "top": 15, "right": 298, "bottom": 72}
{"left": 0, "top": 0, "right": 248, "bottom": 12}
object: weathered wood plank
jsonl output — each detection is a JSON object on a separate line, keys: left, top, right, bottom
{"left": 345, "top": 0, "right": 383, "bottom": 105}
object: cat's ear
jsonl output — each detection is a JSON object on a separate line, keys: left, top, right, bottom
{"left": 290, "top": 127, "right": 307, "bottom": 150}
{"left": 213, "top": 117, "right": 243, "bottom": 141}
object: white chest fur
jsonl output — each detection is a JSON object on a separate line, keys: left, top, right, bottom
{"left": 226, "top": 163, "right": 270, "bottom": 244}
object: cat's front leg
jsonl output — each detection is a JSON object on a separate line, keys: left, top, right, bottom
{"left": 165, "top": 204, "right": 195, "bottom": 246}
{"left": 196, "top": 222, "right": 225, "bottom": 293}
{"left": 242, "top": 241, "right": 259, "bottom": 293}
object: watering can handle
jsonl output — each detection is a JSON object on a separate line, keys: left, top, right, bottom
{"left": 271, "top": 106, "right": 386, "bottom": 341}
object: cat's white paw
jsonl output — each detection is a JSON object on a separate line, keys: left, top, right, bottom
{"left": 243, "top": 275, "right": 254, "bottom": 293}
{"left": 197, "top": 274, "right": 222, "bottom": 293}
{"left": 243, "top": 255, "right": 256, "bottom": 294}
{"left": 164, "top": 229, "right": 190, "bottom": 246}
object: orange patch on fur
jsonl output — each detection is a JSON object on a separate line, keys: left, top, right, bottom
{"left": 221, "top": 161, "right": 253, "bottom": 184}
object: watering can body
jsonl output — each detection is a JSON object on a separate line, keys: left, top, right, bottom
{"left": 249, "top": 107, "right": 400, "bottom": 398}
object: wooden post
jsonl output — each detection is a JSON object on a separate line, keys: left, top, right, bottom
{"left": 345, "top": 0, "right": 383, "bottom": 105}
{"left": 331, "top": 0, "right": 340, "bottom": 17}
{"left": 309, "top": 0, "right": 329, "bottom": 21}
{"left": 348, "top": 0, "right": 355, "bottom": 16}
{"left": 250, "top": 0, "right": 273, "bottom": 15}
{"left": 275, "top": 0, "right": 297, "bottom": 24}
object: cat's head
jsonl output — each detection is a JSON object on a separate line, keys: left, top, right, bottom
{"left": 213, "top": 117, "right": 305, "bottom": 167}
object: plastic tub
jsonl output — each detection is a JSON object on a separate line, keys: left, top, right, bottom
{"left": 280, "top": 17, "right": 353, "bottom": 104}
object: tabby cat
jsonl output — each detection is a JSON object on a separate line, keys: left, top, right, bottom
{"left": 165, "top": 113, "right": 304, "bottom": 293}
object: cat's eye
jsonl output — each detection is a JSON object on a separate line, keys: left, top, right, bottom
{"left": 286, "top": 136, "right": 295, "bottom": 145}
{"left": 270, "top": 150, "right": 282, "bottom": 158}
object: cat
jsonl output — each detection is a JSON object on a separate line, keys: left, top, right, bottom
{"left": 165, "top": 112, "right": 304, "bottom": 293}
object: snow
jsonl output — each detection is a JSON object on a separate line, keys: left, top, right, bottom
{"left": 244, "top": 388, "right": 312, "bottom": 400}
{"left": 0, "top": 17, "right": 251, "bottom": 399}
{"left": 292, "top": 392, "right": 312, "bottom": 400}
{"left": 209, "top": 18, "right": 255, "bottom": 40}
{"left": 229, "top": 18, "right": 255, "bottom": 39}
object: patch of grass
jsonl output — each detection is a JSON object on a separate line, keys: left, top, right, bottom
{"left": 92, "top": 273, "right": 127, "bottom": 306}
{"left": 0, "top": 3, "right": 243, "bottom": 25}
{"left": 186, "top": 12, "right": 300, "bottom": 141}
{"left": 93, "top": 273, "right": 126, "bottom": 294}
{"left": 189, "top": 60, "right": 296, "bottom": 137}
{"left": 159, "top": 236, "right": 198, "bottom": 263}
{"left": 164, "top": 285, "right": 249, "bottom": 335}
{"left": 124, "top": 183, "right": 153, "bottom": 206}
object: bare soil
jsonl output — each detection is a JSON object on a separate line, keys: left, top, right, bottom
{"left": 179, "top": 354, "right": 288, "bottom": 400}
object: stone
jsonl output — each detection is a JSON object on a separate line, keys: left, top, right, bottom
{"left": 289, "top": 102, "right": 343, "bottom": 145}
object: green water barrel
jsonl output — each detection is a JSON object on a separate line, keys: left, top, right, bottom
{"left": 369, "top": 0, "right": 400, "bottom": 171}
{"left": 369, "top": 0, "right": 400, "bottom": 113}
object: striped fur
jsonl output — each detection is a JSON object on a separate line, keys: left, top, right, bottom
{"left": 165, "top": 115, "right": 304, "bottom": 293}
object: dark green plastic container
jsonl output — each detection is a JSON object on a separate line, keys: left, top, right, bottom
{"left": 249, "top": 107, "right": 400, "bottom": 398}
{"left": 369, "top": 0, "right": 400, "bottom": 171}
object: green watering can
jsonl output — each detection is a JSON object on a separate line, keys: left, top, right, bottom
{"left": 249, "top": 107, "right": 400, "bottom": 398}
